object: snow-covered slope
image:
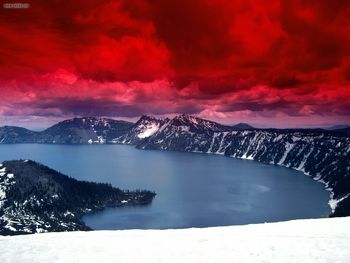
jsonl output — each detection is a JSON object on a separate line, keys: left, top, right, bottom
{"left": 0, "top": 217, "right": 349, "bottom": 263}
{"left": 112, "top": 115, "right": 167, "bottom": 144}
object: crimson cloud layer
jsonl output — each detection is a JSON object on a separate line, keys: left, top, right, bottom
{"left": 1, "top": 0, "right": 349, "bottom": 128}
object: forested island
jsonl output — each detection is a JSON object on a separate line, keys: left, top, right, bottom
{"left": 0, "top": 160, "right": 156, "bottom": 235}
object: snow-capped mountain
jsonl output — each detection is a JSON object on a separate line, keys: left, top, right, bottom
{"left": 0, "top": 160, "right": 155, "bottom": 235}
{"left": 170, "top": 114, "right": 233, "bottom": 132}
{"left": 112, "top": 115, "right": 166, "bottom": 144}
{"left": 133, "top": 114, "right": 234, "bottom": 151}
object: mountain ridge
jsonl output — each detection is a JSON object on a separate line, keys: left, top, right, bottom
{"left": 1, "top": 115, "right": 348, "bottom": 145}
{"left": 0, "top": 117, "right": 134, "bottom": 144}
{"left": 324, "top": 124, "right": 350, "bottom": 130}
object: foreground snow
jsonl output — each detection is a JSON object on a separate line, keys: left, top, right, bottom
{"left": 1, "top": 217, "right": 349, "bottom": 263}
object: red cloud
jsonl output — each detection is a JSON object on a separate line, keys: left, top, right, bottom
{"left": 0, "top": 0, "right": 349, "bottom": 127}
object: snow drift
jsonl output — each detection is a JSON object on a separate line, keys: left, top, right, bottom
{"left": 0, "top": 217, "right": 349, "bottom": 263}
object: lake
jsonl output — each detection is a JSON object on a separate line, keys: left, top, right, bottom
{"left": 0, "top": 144, "right": 330, "bottom": 229}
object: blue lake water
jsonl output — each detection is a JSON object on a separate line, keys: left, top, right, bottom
{"left": 0, "top": 144, "right": 330, "bottom": 229}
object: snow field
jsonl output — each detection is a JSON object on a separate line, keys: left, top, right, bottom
{"left": 0, "top": 217, "right": 349, "bottom": 263}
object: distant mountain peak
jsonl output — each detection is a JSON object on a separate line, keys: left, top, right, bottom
{"left": 137, "top": 115, "right": 161, "bottom": 122}
{"left": 232, "top": 123, "right": 254, "bottom": 130}
{"left": 169, "top": 114, "right": 233, "bottom": 133}
{"left": 324, "top": 124, "right": 350, "bottom": 131}
{"left": 173, "top": 114, "right": 201, "bottom": 123}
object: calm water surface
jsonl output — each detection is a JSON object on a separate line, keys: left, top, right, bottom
{"left": 0, "top": 144, "right": 330, "bottom": 229}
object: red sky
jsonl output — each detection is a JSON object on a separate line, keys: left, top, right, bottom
{"left": 0, "top": 0, "right": 350, "bottom": 129}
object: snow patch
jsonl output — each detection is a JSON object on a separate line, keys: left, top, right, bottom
{"left": 94, "top": 136, "right": 105, "bottom": 144}
{"left": 138, "top": 123, "right": 160, "bottom": 139}
{"left": 273, "top": 134, "right": 283, "bottom": 142}
{"left": 240, "top": 155, "right": 254, "bottom": 160}
{"left": 329, "top": 194, "right": 350, "bottom": 213}
{"left": 277, "top": 143, "right": 294, "bottom": 165}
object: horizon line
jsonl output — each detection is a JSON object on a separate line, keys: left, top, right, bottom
{"left": 1, "top": 114, "right": 349, "bottom": 131}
